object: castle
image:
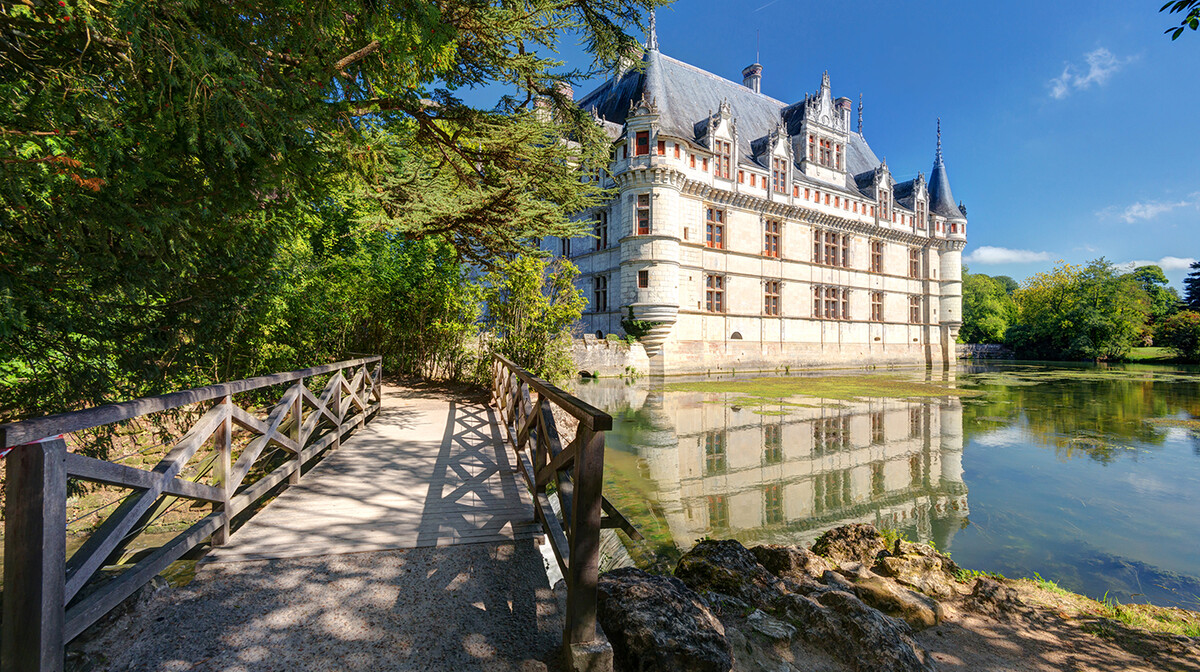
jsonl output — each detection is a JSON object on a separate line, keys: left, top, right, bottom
{"left": 549, "top": 23, "right": 967, "bottom": 374}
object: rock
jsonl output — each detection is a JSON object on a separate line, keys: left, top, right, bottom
{"left": 746, "top": 609, "right": 797, "bottom": 641}
{"left": 821, "top": 569, "right": 856, "bottom": 593}
{"left": 851, "top": 575, "right": 945, "bottom": 630}
{"left": 751, "top": 545, "right": 833, "bottom": 584}
{"left": 674, "top": 539, "right": 785, "bottom": 606}
{"left": 966, "top": 577, "right": 1028, "bottom": 621}
{"left": 876, "top": 554, "right": 958, "bottom": 599}
{"left": 777, "top": 590, "right": 935, "bottom": 672}
{"left": 597, "top": 567, "right": 733, "bottom": 672}
{"left": 811, "top": 524, "right": 888, "bottom": 566}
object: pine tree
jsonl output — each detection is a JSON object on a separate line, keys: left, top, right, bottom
{"left": 1184, "top": 261, "right": 1200, "bottom": 310}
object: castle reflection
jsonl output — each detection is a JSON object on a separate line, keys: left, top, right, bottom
{"left": 574, "top": 379, "right": 969, "bottom": 555}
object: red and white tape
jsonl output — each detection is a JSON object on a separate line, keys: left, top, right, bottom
{"left": 0, "top": 434, "right": 66, "bottom": 459}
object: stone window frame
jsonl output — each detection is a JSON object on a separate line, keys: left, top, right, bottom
{"left": 656, "top": 139, "right": 666, "bottom": 156}
{"left": 909, "top": 295, "right": 922, "bottom": 324}
{"left": 813, "top": 229, "right": 850, "bottom": 268}
{"left": 763, "top": 279, "right": 781, "bottom": 316}
{"left": 560, "top": 236, "right": 571, "bottom": 258}
{"left": 593, "top": 211, "right": 608, "bottom": 251}
{"left": 764, "top": 484, "right": 783, "bottom": 525}
{"left": 908, "top": 247, "right": 922, "bottom": 279}
{"left": 704, "top": 431, "right": 727, "bottom": 475}
{"left": 714, "top": 140, "right": 732, "bottom": 179}
{"left": 870, "top": 240, "right": 884, "bottom": 273}
{"left": 593, "top": 274, "right": 608, "bottom": 313}
{"left": 771, "top": 158, "right": 788, "bottom": 194}
{"left": 636, "top": 193, "right": 651, "bottom": 235}
{"left": 634, "top": 130, "right": 649, "bottom": 156}
{"left": 705, "top": 207, "right": 725, "bottom": 250}
{"left": 763, "top": 219, "right": 781, "bottom": 258}
{"left": 812, "top": 285, "right": 850, "bottom": 320}
{"left": 637, "top": 269, "right": 649, "bottom": 289}
{"left": 704, "top": 273, "right": 725, "bottom": 313}
{"left": 870, "top": 291, "right": 884, "bottom": 322}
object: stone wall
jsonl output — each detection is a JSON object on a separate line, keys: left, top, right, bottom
{"left": 571, "top": 336, "right": 651, "bottom": 377}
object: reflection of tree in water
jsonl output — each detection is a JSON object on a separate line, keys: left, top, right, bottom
{"left": 961, "top": 367, "right": 1200, "bottom": 464}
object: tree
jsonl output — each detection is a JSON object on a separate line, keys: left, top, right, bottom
{"left": 482, "top": 255, "right": 587, "bottom": 382}
{"left": 1007, "top": 259, "right": 1150, "bottom": 361}
{"left": 993, "top": 275, "right": 1019, "bottom": 295}
{"left": 1130, "top": 265, "right": 1181, "bottom": 343}
{"left": 1184, "top": 261, "right": 1200, "bottom": 310}
{"left": 960, "top": 271, "right": 1017, "bottom": 344}
{"left": 1161, "top": 0, "right": 1200, "bottom": 39}
{"left": 1, "top": 0, "right": 666, "bottom": 422}
{"left": 1159, "top": 311, "right": 1200, "bottom": 361}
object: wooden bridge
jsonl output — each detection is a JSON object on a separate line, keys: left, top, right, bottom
{"left": 0, "top": 355, "right": 636, "bottom": 671}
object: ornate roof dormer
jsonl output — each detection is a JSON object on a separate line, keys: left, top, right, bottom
{"left": 802, "top": 71, "right": 848, "bottom": 134}
{"left": 628, "top": 92, "right": 659, "bottom": 118}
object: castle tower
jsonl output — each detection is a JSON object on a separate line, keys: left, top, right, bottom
{"left": 930, "top": 120, "right": 967, "bottom": 358}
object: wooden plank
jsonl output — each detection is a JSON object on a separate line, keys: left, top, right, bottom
{"left": 63, "top": 513, "right": 224, "bottom": 642}
{"left": 514, "top": 447, "right": 570, "bottom": 577}
{"left": 1, "top": 437, "right": 67, "bottom": 672}
{"left": 229, "top": 385, "right": 301, "bottom": 487}
{"left": 63, "top": 453, "right": 224, "bottom": 503}
{"left": 1, "top": 356, "right": 381, "bottom": 448}
{"left": 288, "top": 381, "right": 303, "bottom": 485}
{"left": 212, "top": 396, "right": 233, "bottom": 546}
{"left": 63, "top": 402, "right": 226, "bottom": 604}
{"left": 601, "top": 497, "right": 644, "bottom": 541}
{"left": 493, "top": 354, "right": 612, "bottom": 431}
{"left": 564, "top": 427, "right": 606, "bottom": 645}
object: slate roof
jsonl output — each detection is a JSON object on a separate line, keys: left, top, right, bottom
{"left": 579, "top": 47, "right": 947, "bottom": 212}
{"left": 928, "top": 156, "right": 963, "bottom": 220}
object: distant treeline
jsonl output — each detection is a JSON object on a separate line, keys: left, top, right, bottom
{"left": 961, "top": 259, "right": 1200, "bottom": 362}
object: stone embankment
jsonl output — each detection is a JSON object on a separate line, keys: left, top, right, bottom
{"left": 596, "top": 524, "right": 1200, "bottom": 672}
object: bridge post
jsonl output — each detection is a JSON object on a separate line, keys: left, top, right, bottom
{"left": 289, "top": 380, "right": 303, "bottom": 485}
{"left": 563, "top": 426, "right": 611, "bottom": 671}
{"left": 2, "top": 437, "right": 67, "bottom": 672}
{"left": 212, "top": 396, "right": 233, "bottom": 546}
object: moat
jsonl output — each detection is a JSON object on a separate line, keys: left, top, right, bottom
{"left": 574, "top": 362, "right": 1200, "bottom": 610}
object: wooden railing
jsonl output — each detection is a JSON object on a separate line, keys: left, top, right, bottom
{"left": 0, "top": 357, "right": 382, "bottom": 672}
{"left": 489, "top": 354, "right": 641, "bottom": 663}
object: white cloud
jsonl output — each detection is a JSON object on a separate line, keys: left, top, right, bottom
{"left": 1120, "top": 257, "right": 1197, "bottom": 272}
{"left": 1048, "top": 48, "right": 1131, "bottom": 99}
{"left": 964, "top": 246, "right": 1053, "bottom": 265}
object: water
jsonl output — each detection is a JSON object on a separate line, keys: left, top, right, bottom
{"left": 575, "top": 363, "right": 1200, "bottom": 610}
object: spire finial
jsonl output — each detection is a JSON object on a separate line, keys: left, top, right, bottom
{"left": 647, "top": 10, "right": 658, "bottom": 51}
{"left": 857, "top": 94, "right": 863, "bottom": 134}
{"left": 936, "top": 117, "right": 942, "bottom": 163}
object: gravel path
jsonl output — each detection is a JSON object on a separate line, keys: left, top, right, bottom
{"left": 76, "top": 541, "right": 564, "bottom": 671}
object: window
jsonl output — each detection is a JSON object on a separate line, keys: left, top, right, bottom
{"left": 951, "top": 222, "right": 960, "bottom": 234}
{"left": 909, "top": 407, "right": 923, "bottom": 439}
{"left": 635, "top": 131, "right": 649, "bottom": 156}
{"left": 702, "top": 157, "right": 708, "bottom": 172}
{"left": 808, "top": 135, "right": 816, "bottom": 161}
{"left": 674, "top": 143, "right": 681, "bottom": 159}
{"left": 825, "top": 193, "right": 830, "bottom": 205}
{"left": 835, "top": 196, "right": 840, "bottom": 208}
{"left": 870, "top": 240, "right": 883, "bottom": 273}
{"left": 772, "top": 158, "right": 787, "bottom": 193}
{"left": 814, "top": 230, "right": 849, "bottom": 267}
{"left": 560, "top": 236, "right": 571, "bottom": 258}
{"left": 750, "top": 174, "right": 757, "bottom": 187}
{"left": 637, "top": 269, "right": 649, "bottom": 288}
{"left": 622, "top": 144, "right": 627, "bottom": 159}
{"left": 656, "top": 139, "right": 666, "bottom": 156}
{"left": 853, "top": 202, "right": 858, "bottom": 213}
{"left": 909, "top": 248, "right": 921, "bottom": 278}
{"left": 870, "top": 412, "right": 885, "bottom": 444}
{"left": 594, "top": 212, "right": 608, "bottom": 251}
{"left": 793, "top": 185, "right": 800, "bottom": 197}
{"left": 909, "top": 295, "right": 922, "bottom": 324}
{"left": 764, "top": 280, "right": 781, "bottom": 316}
{"left": 763, "top": 425, "right": 783, "bottom": 464}
{"left": 593, "top": 275, "right": 608, "bottom": 312}
{"left": 814, "top": 416, "right": 850, "bottom": 455}
{"left": 763, "top": 220, "right": 781, "bottom": 258}
{"left": 708, "top": 495, "right": 729, "bottom": 529}
{"left": 715, "top": 140, "right": 732, "bottom": 179}
{"left": 835, "top": 143, "right": 843, "bottom": 170}
{"left": 814, "top": 286, "right": 849, "bottom": 320}
{"left": 805, "top": 188, "right": 810, "bottom": 200}
{"left": 690, "top": 154, "right": 696, "bottom": 168}
{"left": 637, "top": 194, "right": 651, "bottom": 235}
{"left": 764, "top": 485, "right": 783, "bottom": 525}
{"left": 738, "top": 170, "right": 745, "bottom": 184}
{"left": 705, "top": 207, "right": 724, "bottom": 249}
{"left": 705, "top": 274, "right": 725, "bottom": 312}
{"left": 871, "top": 291, "right": 883, "bottom": 322}
{"left": 704, "top": 432, "right": 727, "bottom": 474}
{"left": 879, "top": 190, "right": 890, "bottom": 220}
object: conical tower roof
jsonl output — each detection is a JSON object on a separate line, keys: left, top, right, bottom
{"left": 928, "top": 119, "right": 964, "bottom": 220}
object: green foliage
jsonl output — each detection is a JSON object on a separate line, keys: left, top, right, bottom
{"left": 1158, "top": 310, "right": 1200, "bottom": 362}
{"left": 960, "top": 271, "right": 1017, "bottom": 344}
{"left": 1, "top": 0, "right": 666, "bottom": 428}
{"left": 620, "top": 306, "right": 662, "bottom": 341}
{"left": 1161, "top": 0, "right": 1200, "bottom": 39}
{"left": 1184, "top": 261, "right": 1200, "bottom": 310}
{"left": 1007, "top": 259, "right": 1150, "bottom": 361}
{"left": 481, "top": 254, "right": 586, "bottom": 382}
{"left": 1130, "top": 265, "right": 1180, "bottom": 344}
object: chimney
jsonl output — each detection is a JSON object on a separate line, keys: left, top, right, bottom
{"left": 742, "top": 63, "right": 762, "bottom": 94}
{"left": 835, "top": 97, "right": 852, "bottom": 129}
{"left": 555, "top": 81, "right": 574, "bottom": 102}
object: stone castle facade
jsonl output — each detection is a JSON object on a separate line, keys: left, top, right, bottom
{"left": 547, "top": 29, "right": 967, "bottom": 375}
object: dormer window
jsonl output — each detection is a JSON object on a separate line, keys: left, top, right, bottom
{"left": 772, "top": 158, "right": 787, "bottom": 193}
{"left": 715, "top": 140, "right": 732, "bottom": 179}
{"left": 879, "top": 190, "right": 891, "bottom": 220}
{"left": 916, "top": 201, "right": 927, "bottom": 230}
{"left": 635, "top": 131, "right": 649, "bottom": 156}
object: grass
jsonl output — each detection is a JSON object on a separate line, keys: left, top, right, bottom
{"left": 1032, "top": 572, "right": 1072, "bottom": 597}
{"left": 1122, "top": 347, "right": 1181, "bottom": 364}
{"left": 666, "top": 374, "right": 983, "bottom": 403}
{"left": 1096, "top": 592, "right": 1200, "bottom": 638}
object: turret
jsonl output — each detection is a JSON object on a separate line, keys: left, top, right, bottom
{"left": 932, "top": 119, "right": 966, "bottom": 345}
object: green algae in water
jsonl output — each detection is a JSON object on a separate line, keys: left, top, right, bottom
{"left": 667, "top": 374, "right": 982, "bottom": 402}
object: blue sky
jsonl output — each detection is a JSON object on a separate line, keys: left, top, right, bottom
{"left": 461, "top": 0, "right": 1200, "bottom": 288}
